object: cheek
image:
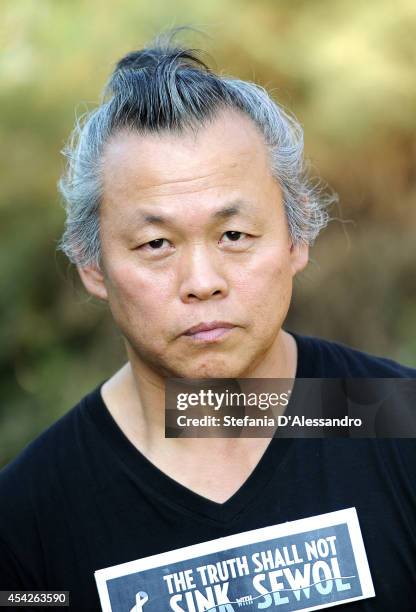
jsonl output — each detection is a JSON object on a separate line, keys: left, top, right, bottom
{"left": 231, "top": 246, "right": 293, "bottom": 308}
{"left": 105, "top": 262, "right": 173, "bottom": 330}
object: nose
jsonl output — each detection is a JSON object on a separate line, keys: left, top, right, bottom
{"left": 179, "top": 244, "right": 229, "bottom": 303}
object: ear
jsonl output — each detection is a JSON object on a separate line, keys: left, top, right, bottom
{"left": 77, "top": 265, "right": 108, "bottom": 301}
{"left": 289, "top": 241, "right": 309, "bottom": 276}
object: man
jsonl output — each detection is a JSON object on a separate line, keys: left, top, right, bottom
{"left": 0, "top": 34, "right": 415, "bottom": 612}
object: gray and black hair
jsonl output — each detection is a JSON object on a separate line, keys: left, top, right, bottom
{"left": 58, "top": 32, "right": 333, "bottom": 268}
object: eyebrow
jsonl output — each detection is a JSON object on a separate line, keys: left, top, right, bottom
{"left": 137, "top": 202, "right": 250, "bottom": 227}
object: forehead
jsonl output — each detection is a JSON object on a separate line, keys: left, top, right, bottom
{"left": 100, "top": 109, "right": 275, "bottom": 222}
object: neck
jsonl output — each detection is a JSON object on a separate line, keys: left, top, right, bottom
{"left": 101, "top": 330, "right": 297, "bottom": 457}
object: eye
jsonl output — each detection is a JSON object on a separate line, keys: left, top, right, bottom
{"left": 139, "top": 238, "right": 171, "bottom": 250}
{"left": 147, "top": 238, "right": 168, "bottom": 249}
{"left": 137, "top": 238, "right": 173, "bottom": 255}
{"left": 220, "top": 230, "right": 249, "bottom": 246}
{"left": 220, "top": 231, "right": 247, "bottom": 243}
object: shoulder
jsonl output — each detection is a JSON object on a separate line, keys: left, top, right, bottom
{"left": 0, "top": 384, "right": 103, "bottom": 515}
{"left": 291, "top": 331, "right": 416, "bottom": 377}
{"left": 0, "top": 384, "right": 104, "bottom": 585}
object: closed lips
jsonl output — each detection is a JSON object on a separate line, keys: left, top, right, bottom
{"left": 183, "top": 322, "right": 235, "bottom": 335}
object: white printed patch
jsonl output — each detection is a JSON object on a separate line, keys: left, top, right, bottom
{"left": 95, "top": 507, "right": 375, "bottom": 612}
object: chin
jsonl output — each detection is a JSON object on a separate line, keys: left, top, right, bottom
{"left": 173, "top": 356, "right": 245, "bottom": 380}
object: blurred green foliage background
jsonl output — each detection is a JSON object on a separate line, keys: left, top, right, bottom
{"left": 1, "top": 0, "right": 415, "bottom": 466}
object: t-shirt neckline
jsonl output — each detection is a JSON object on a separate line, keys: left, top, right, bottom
{"left": 83, "top": 331, "right": 313, "bottom": 524}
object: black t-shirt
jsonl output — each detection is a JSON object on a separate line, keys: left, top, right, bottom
{"left": 0, "top": 333, "right": 415, "bottom": 611}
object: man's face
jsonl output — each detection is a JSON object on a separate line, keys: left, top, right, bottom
{"left": 80, "top": 110, "right": 308, "bottom": 378}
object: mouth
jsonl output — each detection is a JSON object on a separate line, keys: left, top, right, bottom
{"left": 182, "top": 321, "right": 237, "bottom": 343}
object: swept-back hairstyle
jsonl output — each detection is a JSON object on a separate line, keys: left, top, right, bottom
{"left": 58, "top": 30, "right": 333, "bottom": 267}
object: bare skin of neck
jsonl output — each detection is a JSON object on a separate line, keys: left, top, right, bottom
{"left": 101, "top": 330, "right": 297, "bottom": 504}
